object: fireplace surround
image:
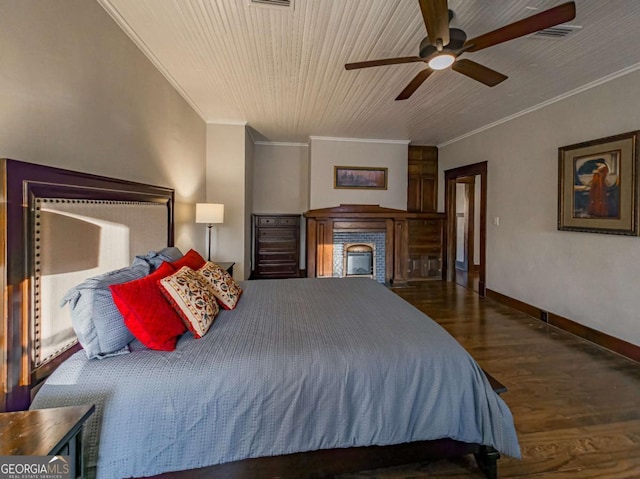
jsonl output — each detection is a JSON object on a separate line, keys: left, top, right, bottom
{"left": 305, "top": 204, "right": 411, "bottom": 285}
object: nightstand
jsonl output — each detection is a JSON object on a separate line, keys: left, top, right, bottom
{"left": 0, "top": 404, "right": 94, "bottom": 478}
{"left": 216, "top": 262, "right": 235, "bottom": 276}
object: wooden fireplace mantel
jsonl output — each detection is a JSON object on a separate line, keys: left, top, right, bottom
{"left": 305, "top": 204, "right": 441, "bottom": 285}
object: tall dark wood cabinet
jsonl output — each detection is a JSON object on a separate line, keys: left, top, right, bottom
{"left": 408, "top": 145, "right": 438, "bottom": 212}
{"left": 407, "top": 145, "right": 444, "bottom": 280}
{"left": 252, "top": 214, "right": 301, "bottom": 279}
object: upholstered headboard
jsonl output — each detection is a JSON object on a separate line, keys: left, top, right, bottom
{"left": 1, "top": 159, "right": 174, "bottom": 411}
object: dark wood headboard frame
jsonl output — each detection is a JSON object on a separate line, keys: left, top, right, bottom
{"left": 1, "top": 159, "right": 175, "bottom": 412}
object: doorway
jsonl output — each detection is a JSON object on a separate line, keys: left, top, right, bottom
{"left": 454, "top": 176, "right": 479, "bottom": 288}
{"left": 445, "top": 162, "right": 487, "bottom": 296}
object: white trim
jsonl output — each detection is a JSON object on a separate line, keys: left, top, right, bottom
{"left": 254, "top": 141, "right": 309, "bottom": 147}
{"left": 207, "top": 120, "right": 249, "bottom": 126}
{"left": 309, "top": 136, "right": 410, "bottom": 145}
{"left": 438, "top": 62, "right": 640, "bottom": 148}
{"left": 96, "top": 0, "right": 207, "bottom": 122}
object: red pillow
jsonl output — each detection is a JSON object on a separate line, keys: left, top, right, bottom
{"left": 170, "top": 249, "right": 206, "bottom": 271}
{"left": 109, "top": 262, "right": 186, "bottom": 351}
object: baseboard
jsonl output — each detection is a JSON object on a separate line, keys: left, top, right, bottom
{"left": 486, "top": 289, "right": 640, "bottom": 364}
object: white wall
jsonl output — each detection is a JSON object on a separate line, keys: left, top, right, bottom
{"left": 253, "top": 143, "right": 310, "bottom": 213}
{"left": 309, "top": 137, "right": 409, "bottom": 210}
{"left": 438, "top": 68, "right": 640, "bottom": 347}
{"left": 206, "top": 123, "right": 251, "bottom": 279}
{"left": 244, "top": 130, "right": 255, "bottom": 279}
{"left": 252, "top": 142, "right": 310, "bottom": 269}
{"left": 0, "top": 0, "right": 206, "bottom": 254}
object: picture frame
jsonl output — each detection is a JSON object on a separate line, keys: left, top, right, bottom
{"left": 558, "top": 130, "right": 639, "bottom": 235}
{"left": 334, "top": 166, "right": 388, "bottom": 190}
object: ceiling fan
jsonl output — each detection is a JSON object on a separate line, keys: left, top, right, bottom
{"left": 345, "top": 0, "right": 576, "bottom": 100}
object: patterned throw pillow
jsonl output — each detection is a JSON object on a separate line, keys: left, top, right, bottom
{"left": 159, "top": 266, "right": 220, "bottom": 338}
{"left": 197, "top": 262, "right": 243, "bottom": 310}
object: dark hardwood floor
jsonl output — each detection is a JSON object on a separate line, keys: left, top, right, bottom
{"left": 454, "top": 267, "right": 480, "bottom": 293}
{"left": 340, "top": 281, "right": 640, "bottom": 478}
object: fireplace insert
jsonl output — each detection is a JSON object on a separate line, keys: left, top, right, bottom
{"left": 344, "top": 243, "right": 374, "bottom": 278}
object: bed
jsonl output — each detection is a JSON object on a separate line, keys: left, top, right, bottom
{"left": 0, "top": 159, "right": 520, "bottom": 479}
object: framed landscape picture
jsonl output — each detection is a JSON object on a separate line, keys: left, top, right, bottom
{"left": 558, "top": 130, "right": 639, "bottom": 235}
{"left": 334, "top": 166, "right": 387, "bottom": 190}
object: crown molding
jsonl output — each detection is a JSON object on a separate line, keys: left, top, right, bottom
{"left": 309, "top": 136, "right": 410, "bottom": 145}
{"left": 207, "top": 121, "right": 248, "bottom": 126}
{"left": 254, "top": 141, "right": 309, "bottom": 147}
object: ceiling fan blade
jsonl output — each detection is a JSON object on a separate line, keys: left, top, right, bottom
{"left": 451, "top": 59, "right": 507, "bottom": 87}
{"left": 345, "top": 56, "right": 424, "bottom": 70}
{"left": 464, "top": 1, "right": 576, "bottom": 52}
{"left": 419, "top": 0, "right": 450, "bottom": 47}
{"left": 395, "top": 69, "right": 434, "bottom": 100}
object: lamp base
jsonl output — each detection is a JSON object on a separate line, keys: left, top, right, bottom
{"left": 206, "top": 224, "right": 213, "bottom": 261}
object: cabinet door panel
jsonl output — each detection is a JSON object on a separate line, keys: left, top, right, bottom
{"left": 407, "top": 145, "right": 437, "bottom": 213}
{"left": 407, "top": 177, "right": 422, "bottom": 212}
{"left": 420, "top": 178, "right": 436, "bottom": 212}
{"left": 406, "top": 219, "right": 443, "bottom": 280}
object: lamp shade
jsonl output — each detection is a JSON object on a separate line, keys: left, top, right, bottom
{"left": 195, "top": 203, "right": 224, "bottom": 224}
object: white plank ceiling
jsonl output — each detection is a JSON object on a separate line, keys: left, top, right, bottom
{"left": 97, "top": 0, "right": 640, "bottom": 145}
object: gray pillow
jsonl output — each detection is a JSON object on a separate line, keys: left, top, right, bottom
{"left": 132, "top": 246, "right": 184, "bottom": 271}
{"left": 60, "top": 263, "right": 150, "bottom": 359}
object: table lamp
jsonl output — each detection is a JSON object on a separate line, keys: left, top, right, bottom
{"left": 195, "top": 203, "right": 224, "bottom": 261}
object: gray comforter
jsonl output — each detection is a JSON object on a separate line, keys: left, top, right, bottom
{"left": 31, "top": 277, "right": 520, "bottom": 479}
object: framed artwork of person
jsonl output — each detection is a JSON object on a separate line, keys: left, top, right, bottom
{"left": 558, "top": 130, "right": 639, "bottom": 235}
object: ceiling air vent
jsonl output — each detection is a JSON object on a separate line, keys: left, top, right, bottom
{"left": 528, "top": 24, "right": 582, "bottom": 39}
{"left": 248, "top": 0, "right": 293, "bottom": 8}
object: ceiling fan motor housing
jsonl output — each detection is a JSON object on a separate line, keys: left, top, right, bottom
{"left": 419, "top": 28, "right": 467, "bottom": 58}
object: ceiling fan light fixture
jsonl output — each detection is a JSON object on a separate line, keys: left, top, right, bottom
{"left": 344, "top": 1, "right": 576, "bottom": 99}
{"left": 428, "top": 53, "right": 455, "bottom": 70}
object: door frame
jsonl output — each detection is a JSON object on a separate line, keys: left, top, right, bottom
{"left": 444, "top": 162, "right": 487, "bottom": 296}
